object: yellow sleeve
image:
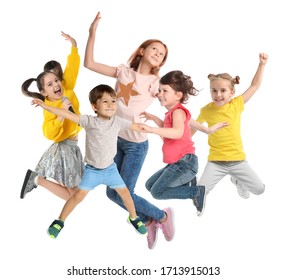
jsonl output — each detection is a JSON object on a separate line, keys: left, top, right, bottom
{"left": 196, "top": 110, "right": 205, "bottom": 123}
{"left": 62, "top": 47, "right": 80, "bottom": 90}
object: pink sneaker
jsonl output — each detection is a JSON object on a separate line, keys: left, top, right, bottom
{"left": 146, "top": 220, "right": 158, "bottom": 249}
{"left": 157, "top": 208, "right": 175, "bottom": 241}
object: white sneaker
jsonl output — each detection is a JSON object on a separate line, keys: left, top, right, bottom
{"left": 230, "top": 177, "right": 250, "bottom": 199}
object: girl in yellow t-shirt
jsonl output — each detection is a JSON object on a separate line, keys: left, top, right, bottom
{"left": 192, "top": 53, "right": 268, "bottom": 200}
{"left": 20, "top": 32, "right": 84, "bottom": 201}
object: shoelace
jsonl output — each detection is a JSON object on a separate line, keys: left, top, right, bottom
{"left": 53, "top": 224, "right": 63, "bottom": 231}
{"left": 136, "top": 221, "right": 145, "bottom": 228}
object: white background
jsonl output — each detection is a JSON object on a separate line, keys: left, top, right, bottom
{"left": 1, "top": 0, "right": 285, "bottom": 279}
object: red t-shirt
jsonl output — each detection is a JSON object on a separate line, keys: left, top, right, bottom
{"left": 162, "top": 103, "right": 195, "bottom": 163}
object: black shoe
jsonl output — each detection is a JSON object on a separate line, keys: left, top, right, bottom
{"left": 20, "top": 169, "right": 38, "bottom": 199}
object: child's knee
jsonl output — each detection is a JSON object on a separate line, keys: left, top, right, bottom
{"left": 74, "top": 189, "right": 88, "bottom": 202}
{"left": 115, "top": 187, "right": 130, "bottom": 197}
{"left": 150, "top": 189, "right": 163, "bottom": 200}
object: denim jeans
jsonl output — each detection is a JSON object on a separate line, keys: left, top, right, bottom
{"left": 145, "top": 154, "right": 200, "bottom": 200}
{"left": 106, "top": 137, "right": 165, "bottom": 222}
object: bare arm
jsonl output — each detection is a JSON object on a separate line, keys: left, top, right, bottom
{"left": 84, "top": 12, "right": 117, "bottom": 77}
{"left": 140, "top": 111, "right": 164, "bottom": 127}
{"left": 32, "top": 99, "right": 80, "bottom": 124}
{"left": 189, "top": 119, "right": 228, "bottom": 135}
{"left": 242, "top": 53, "right": 268, "bottom": 104}
{"left": 139, "top": 109, "right": 186, "bottom": 139}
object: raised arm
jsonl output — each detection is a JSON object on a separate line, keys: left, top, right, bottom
{"left": 241, "top": 53, "right": 268, "bottom": 104}
{"left": 32, "top": 99, "right": 80, "bottom": 124}
{"left": 61, "top": 32, "right": 80, "bottom": 90}
{"left": 84, "top": 12, "right": 117, "bottom": 77}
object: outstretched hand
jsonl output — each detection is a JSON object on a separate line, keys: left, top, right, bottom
{"left": 208, "top": 122, "right": 229, "bottom": 134}
{"left": 139, "top": 111, "right": 155, "bottom": 122}
{"left": 31, "top": 98, "right": 46, "bottom": 109}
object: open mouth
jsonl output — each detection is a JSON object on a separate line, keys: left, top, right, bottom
{"left": 54, "top": 88, "right": 62, "bottom": 95}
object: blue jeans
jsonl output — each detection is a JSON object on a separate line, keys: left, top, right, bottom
{"left": 106, "top": 137, "right": 165, "bottom": 223}
{"left": 145, "top": 154, "right": 200, "bottom": 200}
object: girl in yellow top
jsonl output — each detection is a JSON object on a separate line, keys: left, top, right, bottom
{"left": 192, "top": 53, "right": 268, "bottom": 200}
{"left": 20, "top": 33, "right": 84, "bottom": 200}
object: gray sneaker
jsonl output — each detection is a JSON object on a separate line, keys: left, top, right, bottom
{"left": 230, "top": 177, "right": 250, "bottom": 199}
{"left": 192, "top": 185, "right": 206, "bottom": 216}
{"left": 20, "top": 169, "right": 38, "bottom": 199}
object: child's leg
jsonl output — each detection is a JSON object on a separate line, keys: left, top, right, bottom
{"left": 147, "top": 154, "right": 199, "bottom": 200}
{"left": 20, "top": 169, "right": 77, "bottom": 200}
{"left": 47, "top": 188, "right": 89, "bottom": 239}
{"left": 115, "top": 187, "right": 136, "bottom": 219}
{"left": 145, "top": 168, "right": 164, "bottom": 192}
{"left": 199, "top": 161, "right": 227, "bottom": 194}
{"left": 59, "top": 188, "right": 89, "bottom": 221}
{"left": 230, "top": 161, "right": 265, "bottom": 195}
{"left": 38, "top": 176, "right": 77, "bottom": 200}
{"left": 115, "top": 187, "right": 147, "bottom": 235}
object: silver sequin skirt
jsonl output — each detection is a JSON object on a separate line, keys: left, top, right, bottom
{"left": 35, "top": 139, "right": 84, "bottom": 188}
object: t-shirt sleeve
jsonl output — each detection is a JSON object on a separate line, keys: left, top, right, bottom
{"left": 196, "top": 109, "right": 205, "bottom": 123}
{"left": 233, "top": 95, "right": 244, "bottom": 112}
{"left": 79, "top": 115, "right": 90, "bottom": 128}
{"left": 115, "top": 64, "right": 125, "bottom": 78}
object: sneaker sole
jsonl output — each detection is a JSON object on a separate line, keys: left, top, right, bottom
{"left": 20, "top": 169, "right": 32, "bottom": 199}
{"left": 47, "top": 230, "right": 56, "bottom": 239}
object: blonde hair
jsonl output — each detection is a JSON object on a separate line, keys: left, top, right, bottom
{"left": 208, "top": 73, "right": 240, "bottom": 90}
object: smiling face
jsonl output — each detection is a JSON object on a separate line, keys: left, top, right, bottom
{"left": 141, "top": 42, "right": 166, "bottom": 68}
{"left": 210, "top": 79, "right": 235, "bottom": 107}
{"left": 40, "top": 72, "right": 63, "bottom": 101}
{"left": 92, "top": 92, "right": 117, "bottom": 120}
{"left": 157, "top": 84, "right": 182, "bottom": 110}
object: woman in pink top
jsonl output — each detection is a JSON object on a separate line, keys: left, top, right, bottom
{"left": 84, "top": 11, "right": 172, "bottom": 250}
{"left": 140, "top": 71, "right": 228, "bottom": 216}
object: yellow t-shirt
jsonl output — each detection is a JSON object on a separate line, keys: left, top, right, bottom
{"left": 42, "top": 47, "right": 82, "bottom": 142}
{"left": 197, "top": 95, "right": 245, "bottom": 161}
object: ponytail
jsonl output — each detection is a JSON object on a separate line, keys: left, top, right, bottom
{"left": 21, "top": 71, "right": 55, "bottom": 101}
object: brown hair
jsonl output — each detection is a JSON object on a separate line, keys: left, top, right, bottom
{"left": 21, "top": 71, "right": 57, "bottom": 101}
{"left": 89, "top": 84, "right": 116, "bottom": 105}
{"left": 160, "top": 70, "right": 198, "bottom": 104}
